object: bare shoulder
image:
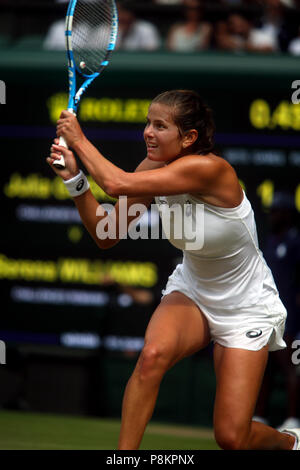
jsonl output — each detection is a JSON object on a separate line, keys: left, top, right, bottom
{"left": 178, "top": 154, "right": 242, "bottom": 206}
{"left": 196, "top": 153, "right": 231, "bottom": 168}
{"left": 171, "top": 153, "right": 231, "bottom": 176}
{"left": 203, "top": 153, "right": 237, "bottom": 176}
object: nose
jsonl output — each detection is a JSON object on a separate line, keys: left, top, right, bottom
{"left": 144, "top": 123, "right": 154, "bottom": 139}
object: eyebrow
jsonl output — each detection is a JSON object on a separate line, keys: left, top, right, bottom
{"left": 146, "top": 117, "right": 168, "bottom": 124}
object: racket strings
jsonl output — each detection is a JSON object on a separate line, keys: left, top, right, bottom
{"left": 72, "top": 0, "right": 114, "bottom": 75}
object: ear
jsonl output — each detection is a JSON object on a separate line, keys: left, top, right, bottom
{"left": 182, "top": 129, "right": 198, "bottom": 149}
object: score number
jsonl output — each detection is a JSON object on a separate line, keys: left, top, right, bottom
{"left": 239, "top": 180, "right": 300, "bottom": 212}
{"left": 249, "top": 99, "right": 300, "bottom": 131}
{"left": 239, "top": 179, "right": 300, "bottom": 212}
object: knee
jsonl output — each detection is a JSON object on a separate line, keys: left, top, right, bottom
{"left": 214, "top": 424, "right": 248, "bottom": 450}
{"left": 137, "top": 344, "right": 172, "bottom": 382}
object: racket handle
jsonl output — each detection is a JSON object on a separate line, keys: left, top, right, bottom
{"left": 52, "top": 136, "right": 68, "bottom": 169}
{"left": 52, "top": 109, "right": 75, "bottom": 169}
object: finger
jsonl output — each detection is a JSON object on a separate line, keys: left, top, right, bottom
{"left": 60, "top": 110, "right": 69, "bottom": 118}
{"left": 60, "top": 110, "right": 74, "bottom": 119}
{"left": 52, "top": 144, "right": 70, "bottom": 155}
{"left": 46, "top": 157, "right": 56, "bottom": 166}
{"left": 50, "top": 153, "right": 64, "bottom": 162}
{"left": 56, "top": 126, "right": 68, "bottom": 137}
{"left": 56, "top": 120, "right": 68, "bottom": 128}
{"left": 56, "top": 123, "right": 65, "bottom": 131}
{"left": 50, "top": 145, "right": 58, "bottom": 153}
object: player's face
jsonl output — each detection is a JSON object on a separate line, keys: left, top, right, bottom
{"left": 144, "top": 103, "right": 185, "bottom": 162}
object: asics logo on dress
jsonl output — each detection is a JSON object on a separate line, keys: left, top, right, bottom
{"left": 246, "top": 329, "right": 262, "bottom": 338}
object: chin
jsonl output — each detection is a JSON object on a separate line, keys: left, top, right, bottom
{"left": 147, "top": 153, "right": 160, "bottom": 161}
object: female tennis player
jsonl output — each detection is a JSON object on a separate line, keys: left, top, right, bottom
{"left": 48, "top": 90, "right": 299, "bottom": 450}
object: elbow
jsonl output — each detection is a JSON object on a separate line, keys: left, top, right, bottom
{"left": 104, "top": 182, "right": 120, "bottom": 198}
{"left": 103, "top": 174, "right": 128, "bottom": 198}
{"left": 93, "top": 233, "right": 117, "bottom": 250}
{"left": 96, "top": 240, "right": 115, "bottom": 250}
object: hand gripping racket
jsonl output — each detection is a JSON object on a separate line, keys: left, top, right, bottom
{"left": 53, "top": 0, "right": 118, "bottom": 169}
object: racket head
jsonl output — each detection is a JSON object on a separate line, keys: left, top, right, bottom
{"left": 66, "top": 0, "right": 118, "bottom": 79}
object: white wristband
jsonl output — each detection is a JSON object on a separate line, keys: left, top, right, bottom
{"left": 63, "top": 170, "right": 90, "bottom": 197}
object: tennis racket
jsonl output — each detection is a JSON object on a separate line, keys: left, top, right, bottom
{"left": 53, "top": 0, "right": 118, "bottom": 169}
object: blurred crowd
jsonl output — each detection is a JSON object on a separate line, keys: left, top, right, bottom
{"left": 42, "top": 0, "right": 300, "bottom": 54}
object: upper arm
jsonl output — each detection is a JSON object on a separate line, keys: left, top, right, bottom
{"left": 108, "top": 155, "right": 226, "bottom": 198}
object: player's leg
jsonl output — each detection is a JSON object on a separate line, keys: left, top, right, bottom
{"left": 213, "top": 343, "right": 295, "bottom": 450}
{"left": 253, "top": 351, "right": 276, "bottom": 424}
{"left": 118, "top": 291, "right": 210, "bottom": 450}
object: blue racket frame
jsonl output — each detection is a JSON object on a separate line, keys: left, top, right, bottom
{"left": 65, "top": 0, "right": 118, "bottom": 113}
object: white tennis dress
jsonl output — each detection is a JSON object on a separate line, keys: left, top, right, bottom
{"left": 155, "top": 191, "right": 287, "bottom": 351}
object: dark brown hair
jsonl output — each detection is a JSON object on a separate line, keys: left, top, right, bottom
{"left": 152, "top": 90, "right": 215, "bottom": 155}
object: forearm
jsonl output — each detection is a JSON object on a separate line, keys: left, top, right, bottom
{"left": 72, "top": 186, "right": 154, "bottom": 250}
{"left": 73, "top": 138, "right": 167, "bottom": 198}
{"left": 73, "top": 137, "right": 125, "bottom": 196}
{"left": 69, "top": 154, "right": 165, "bottom": 250}
{"left": 73, "top": 189, "right": 112, "bottom": 249}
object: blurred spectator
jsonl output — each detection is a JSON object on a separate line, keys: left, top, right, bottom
{"left": 281, "top": 0, "right": 300, "bottom": 6}
{"left": 43, "top": 0, "right": 66, "bottom": 50}
{"left": 44, "top": 1, "right": 161, "bottom": 51}
{"left": 215, "top": 13, "right": 252, "bottom": 51}
{"left": 44, "top": 2, "right": 161, "bottom": 51}
{"left": 215, "top": 11, "right": 279, "bottom": 53}
{"left": 44, "top": 18, "right": 65, "bottom": 50}
{"left": 215, "top": 0, "right": 261, "bottom": 4}
{"left": 288, "top": 26, "right": 300, "bottom": 54}
{"left": 280, "top": 0, "right": 300, "bottom": 52}
{"left": 154, "top": 0, "right": 183, "bottom": 4}
{"left": 166, "top": 0, "right": 212, "bottom": 52}
{"left": 217, "top": 0, "right": 243, "bottom": 4}
{"left": 254, "top": 192, "right": 300, "bottom": 429}
{"left": 253, "top": 0, "right": 286, "bottom": 52}
{"left": 116, "top": 1, "right": 161, "bottom": 51}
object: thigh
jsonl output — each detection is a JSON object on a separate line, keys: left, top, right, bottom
{"left": 213, "top": 343, "right": 269, "bottom": 433}
{"left": 144, "top": 291, "right": 211, "bottom": 367}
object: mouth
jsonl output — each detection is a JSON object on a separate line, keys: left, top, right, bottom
{"left": 146, "top": 142, "right": 158, "bottom": 150}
